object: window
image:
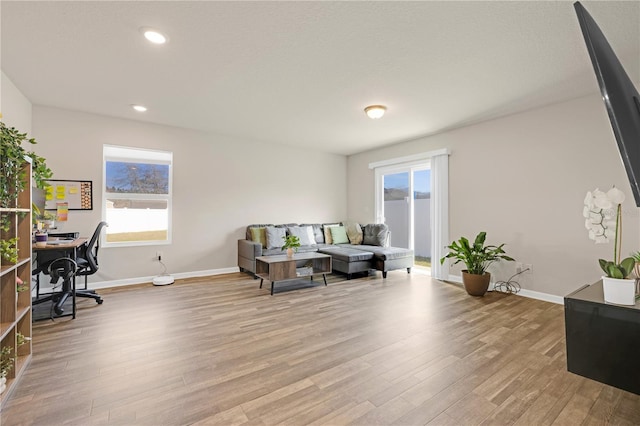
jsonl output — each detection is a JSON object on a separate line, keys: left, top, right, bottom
{"left": 103, "top": 145, "right": 172, "bottom": 247}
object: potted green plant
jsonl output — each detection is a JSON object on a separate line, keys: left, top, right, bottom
{"left": 0, "top": 237, "right": 19, "bottom": 264}
{"left": 16, "top": 332, "right": 30, "bottom": 347}
{"left": 440, "top": 231, "right": 514, "bottom": 296}
{"left": 584, "top": 187, "right": 637, "bottom": 305}
{"left": 16, "top": 277, "right": 29, "bottom": 293}
{"left": 282, "top": 235, "right": 301, "bottom": 258}
{"left": 0, "top": 346, "right": 14, "bottom": 394}
{"left": 0, "top": 121, "right": 52, "bottom": 207}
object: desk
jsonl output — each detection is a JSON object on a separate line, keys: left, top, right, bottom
{"left": 564, "top": 281, "right": 640, "bottom": 395}
{"left": 32, "top": 238, "right": 87, "bottom": 319}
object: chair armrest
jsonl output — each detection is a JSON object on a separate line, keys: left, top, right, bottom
{"left": 238, "top": 239, "right": 262, "bottom": 259}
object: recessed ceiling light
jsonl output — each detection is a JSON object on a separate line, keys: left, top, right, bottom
{"left": 364, "top": 105, "right": 387, "bottom": 119}
{"left": 140, "top": 27, "right": 167, "bottom": 44}
{"left": 132, "top": 105, "right": 147, "bottom": 112}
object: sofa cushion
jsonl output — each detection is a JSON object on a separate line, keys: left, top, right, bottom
{"left": 301, "top": 223, "right": 325, "bottom": 244}
{"left": 265, "top": 226, "right": 287, "bottom": 249}
{"left": 363, "top": 223, "right": 389, "bottom": 246}
{"left": 249, "top": 227, "right": 267, "bottom": 248}
{"left": 262, "top": 245, "right": 319, "bottom": 256}
{"left": 246, "top": 224, "right": 274, "bottom": 240}
{"left": 318, "top": 246, "right": 374, "bottom": 262}
{"left": 356, "top": 245, "right": 413, "bottom": 261}
{"left": 287, "top": 226, "right": 316, "bottom": 246}
{"left": 323, "top": 223, "right": 340, "bottom": 244}
{"left": 344, "top": 221, "right": 363, "bottom": 245}
{"left": 330, "top": 226, "right": 349, "bottom": 244}
{"left": 276, "top": 223, "right": 298, "bottom": 228}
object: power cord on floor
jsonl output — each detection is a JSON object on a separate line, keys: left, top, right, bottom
{"left": 491, "top": 268, "right": 530, "bottom": 294}
{"left": 158, "top": 257, "right": 169, "bottom": 276}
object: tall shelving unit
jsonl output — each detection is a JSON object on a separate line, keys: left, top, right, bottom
{"left": 0, "top": 160, "right": 33, "bottom": 409}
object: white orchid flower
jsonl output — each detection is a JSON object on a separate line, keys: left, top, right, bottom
{"left": 607, "top": 187, "right": 625, "bottom": 205}
{"left": 584, "top": 191, "right": 594, "bottom": 207}
{"left": 584, "top": 186, "right": 626, "bottom": 265}
{"left": 594, "top": 235, "right": 608, "bottom": 244}
{"left": 593, "top": 191, "right": 613, "bottom": 209}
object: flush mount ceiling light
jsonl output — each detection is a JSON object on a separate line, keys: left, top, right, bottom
{"left": 131, "top": 105, "right": 147, "bottom": 112}
{"left": 364, "top": 105, "right": 387, "bottom": 119}
{"left": 140, "top": 27, "right": 167, "bottom": 44}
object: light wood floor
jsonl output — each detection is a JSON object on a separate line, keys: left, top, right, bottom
{"left": 1, "top": 271, "right": 639, "bottom": 425}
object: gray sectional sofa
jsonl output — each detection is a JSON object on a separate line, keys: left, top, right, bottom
{"left": 237, "top": 223, "right": 414, "bottom": 279}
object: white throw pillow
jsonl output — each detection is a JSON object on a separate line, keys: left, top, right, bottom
{"left": 287, "top": 226, "right": 315, "bottom": 246}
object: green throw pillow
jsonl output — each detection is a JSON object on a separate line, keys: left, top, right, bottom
{"left": 250, "top": 227, "right": 267, "bottom": 248}
{"left": 330, "top": 226, "right": 349, "bottom": 244}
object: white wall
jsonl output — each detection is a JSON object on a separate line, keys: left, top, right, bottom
{"left": 31, "top": 106, "right": 347, "bottom": 284}
{"left": 1, "top": 71, "right": 32, "bottom": 132}
{"left": 347, "top": 94, "right": 640, "bottom": 297}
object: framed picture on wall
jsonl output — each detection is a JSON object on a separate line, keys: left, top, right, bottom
{"left": 44, "top": 179, "right": 93, "bottom": 210}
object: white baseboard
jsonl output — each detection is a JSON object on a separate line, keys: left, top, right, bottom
{"left": 87, "top": 267, "right": 240, "bottom": 290}
{"left": 80, "top": 268, "right": 564, "bottom": 305}
{"left": 444, "top": 274, "right": 563, "bottom": 305}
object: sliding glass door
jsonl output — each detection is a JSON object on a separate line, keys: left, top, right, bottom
{"left": 379, "top": 165, "right": 431, "bottom": 272}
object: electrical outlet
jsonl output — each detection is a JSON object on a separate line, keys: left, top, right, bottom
{"left": 156, "top": 251, "right": 162, "bottom": 261}
{"left": 516, "top": 262, "right": 523, "bottom": 273}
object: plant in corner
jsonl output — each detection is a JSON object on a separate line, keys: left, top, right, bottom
{"left": 440, "top": 231, "right": 514, "bottom": 296}
{"left": 584, "top": 187, "right": 637, "bottom": 304}
{"left": 282, "top": 235, "right": 301, "bottom": 258}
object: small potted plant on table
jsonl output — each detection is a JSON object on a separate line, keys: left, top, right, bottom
{"left": 282, "top": 235, "right": 301, "bottom": 258}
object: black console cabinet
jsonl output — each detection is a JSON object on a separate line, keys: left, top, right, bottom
{"left": 564, "top": 281, "right": 640, "bottom": 395}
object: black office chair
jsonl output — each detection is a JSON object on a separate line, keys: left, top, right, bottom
{"left": 33, "top": 257, "right": 77, "bottom": 316}
{"left": 74, "top": 222, "right": 107, "bottom": 304}
{"left": 33, "top": 231, "right": 79, "bottom": 296}
{"left": 32, "top": 223, "right": 106, "bottom": 310}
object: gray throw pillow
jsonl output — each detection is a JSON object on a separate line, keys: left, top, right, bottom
{"left": 363, "top": 223, "right": 389, "bottom": 246}
{"left": 265, "top": 226, "right": 287, "bottom": 249}
{"left": 301, "top": 223, "right": 324, "bottom": 244}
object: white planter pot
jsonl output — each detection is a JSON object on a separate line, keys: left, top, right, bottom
{"left": 602, "top": 276, "right": 637, "bottom": 306}
{"left": 0, "top": 377, "right": 6, "bottom": 394}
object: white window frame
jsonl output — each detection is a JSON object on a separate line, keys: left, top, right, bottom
{"left": 102, "top": 144, "right": 173, "bottom": 248}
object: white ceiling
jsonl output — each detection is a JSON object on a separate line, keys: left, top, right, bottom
{"left": 2, "top": 1, "right": 639, "bottom": 156}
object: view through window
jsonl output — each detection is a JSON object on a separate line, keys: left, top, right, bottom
{"left": 103, "top": 145, "right": 172, "bottom": 246}
{"left": 382, "top": 168, "right": 431, "bottom": 269}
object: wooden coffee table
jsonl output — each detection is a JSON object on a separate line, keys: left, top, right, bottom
{"left": 255, "top": 252, "right": 332, "bottom": 295}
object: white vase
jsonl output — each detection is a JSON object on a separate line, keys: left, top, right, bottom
{"left": 0, "top": 377, "right": 6, "bottom": 394}
{"left": 602, "top": 276, "right": 637, "bottom": 306}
